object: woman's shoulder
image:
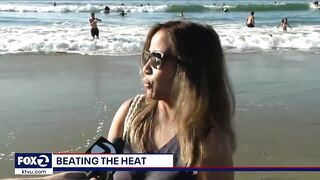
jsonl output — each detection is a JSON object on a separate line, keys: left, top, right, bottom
{"left": 107, "top": 94, "right": 144, "bottom": 140}
{"left": 115, "top": 94, "right": 145, "bottom": 119}
{"left": 116, "top": 98, "right": 134, "bottom": 117}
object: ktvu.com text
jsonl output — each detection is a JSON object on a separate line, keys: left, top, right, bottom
{"left": 15, "top": 153, "right": 173, "bottom": 175}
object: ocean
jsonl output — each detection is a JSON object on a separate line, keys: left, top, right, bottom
{"left": 0, "top": 0, "right": 320, "bottom": 55}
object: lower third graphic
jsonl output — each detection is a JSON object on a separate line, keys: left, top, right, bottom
{"left": 15, "top": 153, "right": 53, "bottom": 175}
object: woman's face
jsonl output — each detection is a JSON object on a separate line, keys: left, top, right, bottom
{"left": 142, "top": 29, "right": 177, "bottom": 101}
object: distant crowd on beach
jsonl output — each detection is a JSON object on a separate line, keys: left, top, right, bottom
{"left": 85, "top": 2, "right": 180, "bottom": 39}
{"left": 245, "top": 11, "right": 292, "bottom": 31}
{"left": 52, "top": 2, "right": 151, "bottom": 15}
{"left": 88, "top": 10, "right": 129, "bottom": 39}
{"left": 218, "top": 0, "right": 318, "bottom": 31}
{"left": 215, "top": 1, "right": 296, "bottom": 32}
{"left": 87, "top": 6, "right": 295, "bottom": 39}
{"left": 52, "top": 1, "right": 319, "bottom": 39}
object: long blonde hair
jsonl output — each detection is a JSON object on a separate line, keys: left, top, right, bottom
{"left": 125, "top": 21, "right": 235, "bottom": 166}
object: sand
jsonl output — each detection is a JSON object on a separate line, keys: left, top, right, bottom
{"left": 0, "top": 52, "right": 320, "bottom": 179}
{"left": 228, "top": 52, "right": 320, "bottom": 179}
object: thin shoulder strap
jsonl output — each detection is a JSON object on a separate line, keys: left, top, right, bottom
{"left": 123, "top": 94, "right": 145, "bottom": 138}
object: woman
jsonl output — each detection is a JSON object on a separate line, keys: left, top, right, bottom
{"left": 43, "top": 20, "right": 235, "bottom": 180}
{"left": 109, "top": 21, "right": 236, "bottom": 180}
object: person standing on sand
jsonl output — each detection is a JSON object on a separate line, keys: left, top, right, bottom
{"left": 246, "top": 11, "right": 255, "bottom": 27}
{"left": 89, "top": 12, "right": 102, "bottom": 39}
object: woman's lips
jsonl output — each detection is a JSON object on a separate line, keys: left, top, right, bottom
{"left": 144, "top": 82, "right": 152, "bottom": 89}
{"left": 143, "top": 80, "right": 152, "bottom": 89}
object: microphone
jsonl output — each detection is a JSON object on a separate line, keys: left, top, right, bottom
{"left": 86, "top": 137, "right": 124, "bottom": 180}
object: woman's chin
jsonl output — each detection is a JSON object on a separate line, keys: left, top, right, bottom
{"left": 145, "top": 91, "right": 160, "bottom": 100}
{"left": 144, "top": 90, "right": 153, "bottom": 99}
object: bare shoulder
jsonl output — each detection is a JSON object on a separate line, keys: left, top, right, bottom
{"left": 107, "top": 98, "right": 133, "bottom": 141}
{"left": 197, "top": 129, "right": 234, "bottom": 180}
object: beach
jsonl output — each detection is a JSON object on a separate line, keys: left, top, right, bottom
{"left": 230, "top": 52, "right": 320, "bottom": 180}
{"left": 0, "top": 52, "right": 319, "bottom": 179}
{"left": 1, "top": 0, "right": 320, "bottom": 179}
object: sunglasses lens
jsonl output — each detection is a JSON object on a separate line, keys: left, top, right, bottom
{"left": 143, "top": 51, "right": 150, "bottom": 64}
{"left": 151, "top": 53, "right": 162, "bottom": 67}
{"left": 143, "top": 51, "right": 164, "bottom": 69}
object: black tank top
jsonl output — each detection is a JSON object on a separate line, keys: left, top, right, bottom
{"left": 113, "top": 136, "right": 196, "bottom": 180}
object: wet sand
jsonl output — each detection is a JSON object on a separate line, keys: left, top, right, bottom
{"left": 0, "top": 52, "right": 320, "bottom": 179}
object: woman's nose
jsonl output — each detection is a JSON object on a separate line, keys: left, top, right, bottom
{"left": 142, "top": 60, "right": 152, "bottom": 75}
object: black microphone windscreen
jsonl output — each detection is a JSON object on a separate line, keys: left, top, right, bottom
{"left": 86, "top": 136, "right": 122, "bottom": 154}
{"left": 85, "top": 136, "right": 123, "bottom": 180}
{"left": 112, "top": 138, "right": 124, "bottom": 153}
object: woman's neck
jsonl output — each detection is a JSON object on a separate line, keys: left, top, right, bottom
{"left": 152, "top": 100, "right": 177, "bottom": 150}
{"left": 157, "top": 100, "right": 175, "bottom": 123}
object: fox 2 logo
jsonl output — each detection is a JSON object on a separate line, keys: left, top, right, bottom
{"left": 15, "top": 153, "right": 52, "bottom": 168}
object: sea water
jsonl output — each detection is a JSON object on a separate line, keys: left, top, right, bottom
{"left": 0, "top": 0, "right": 319, "bottom": 55}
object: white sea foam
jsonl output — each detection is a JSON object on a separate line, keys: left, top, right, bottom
{"left": 310, "top": 3, "right": 320, "bottom": 9}
{"left": 1, "top": 23, "right": 320, "bottom": 55}
{"left": 213, "top": 23, "right": 320, "bottom": 52}
{"left": 0, "top": 23, "right": 148, "bottom": 55}
{"left": 1, "top": 2, "right": 318, "bottom": 14}
{"left": 0, "top": 4, "right": 168, "bottom": 13}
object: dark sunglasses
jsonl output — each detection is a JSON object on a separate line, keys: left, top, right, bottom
{"left": 142, "top": 50, "right": 166, "bottom": 70}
